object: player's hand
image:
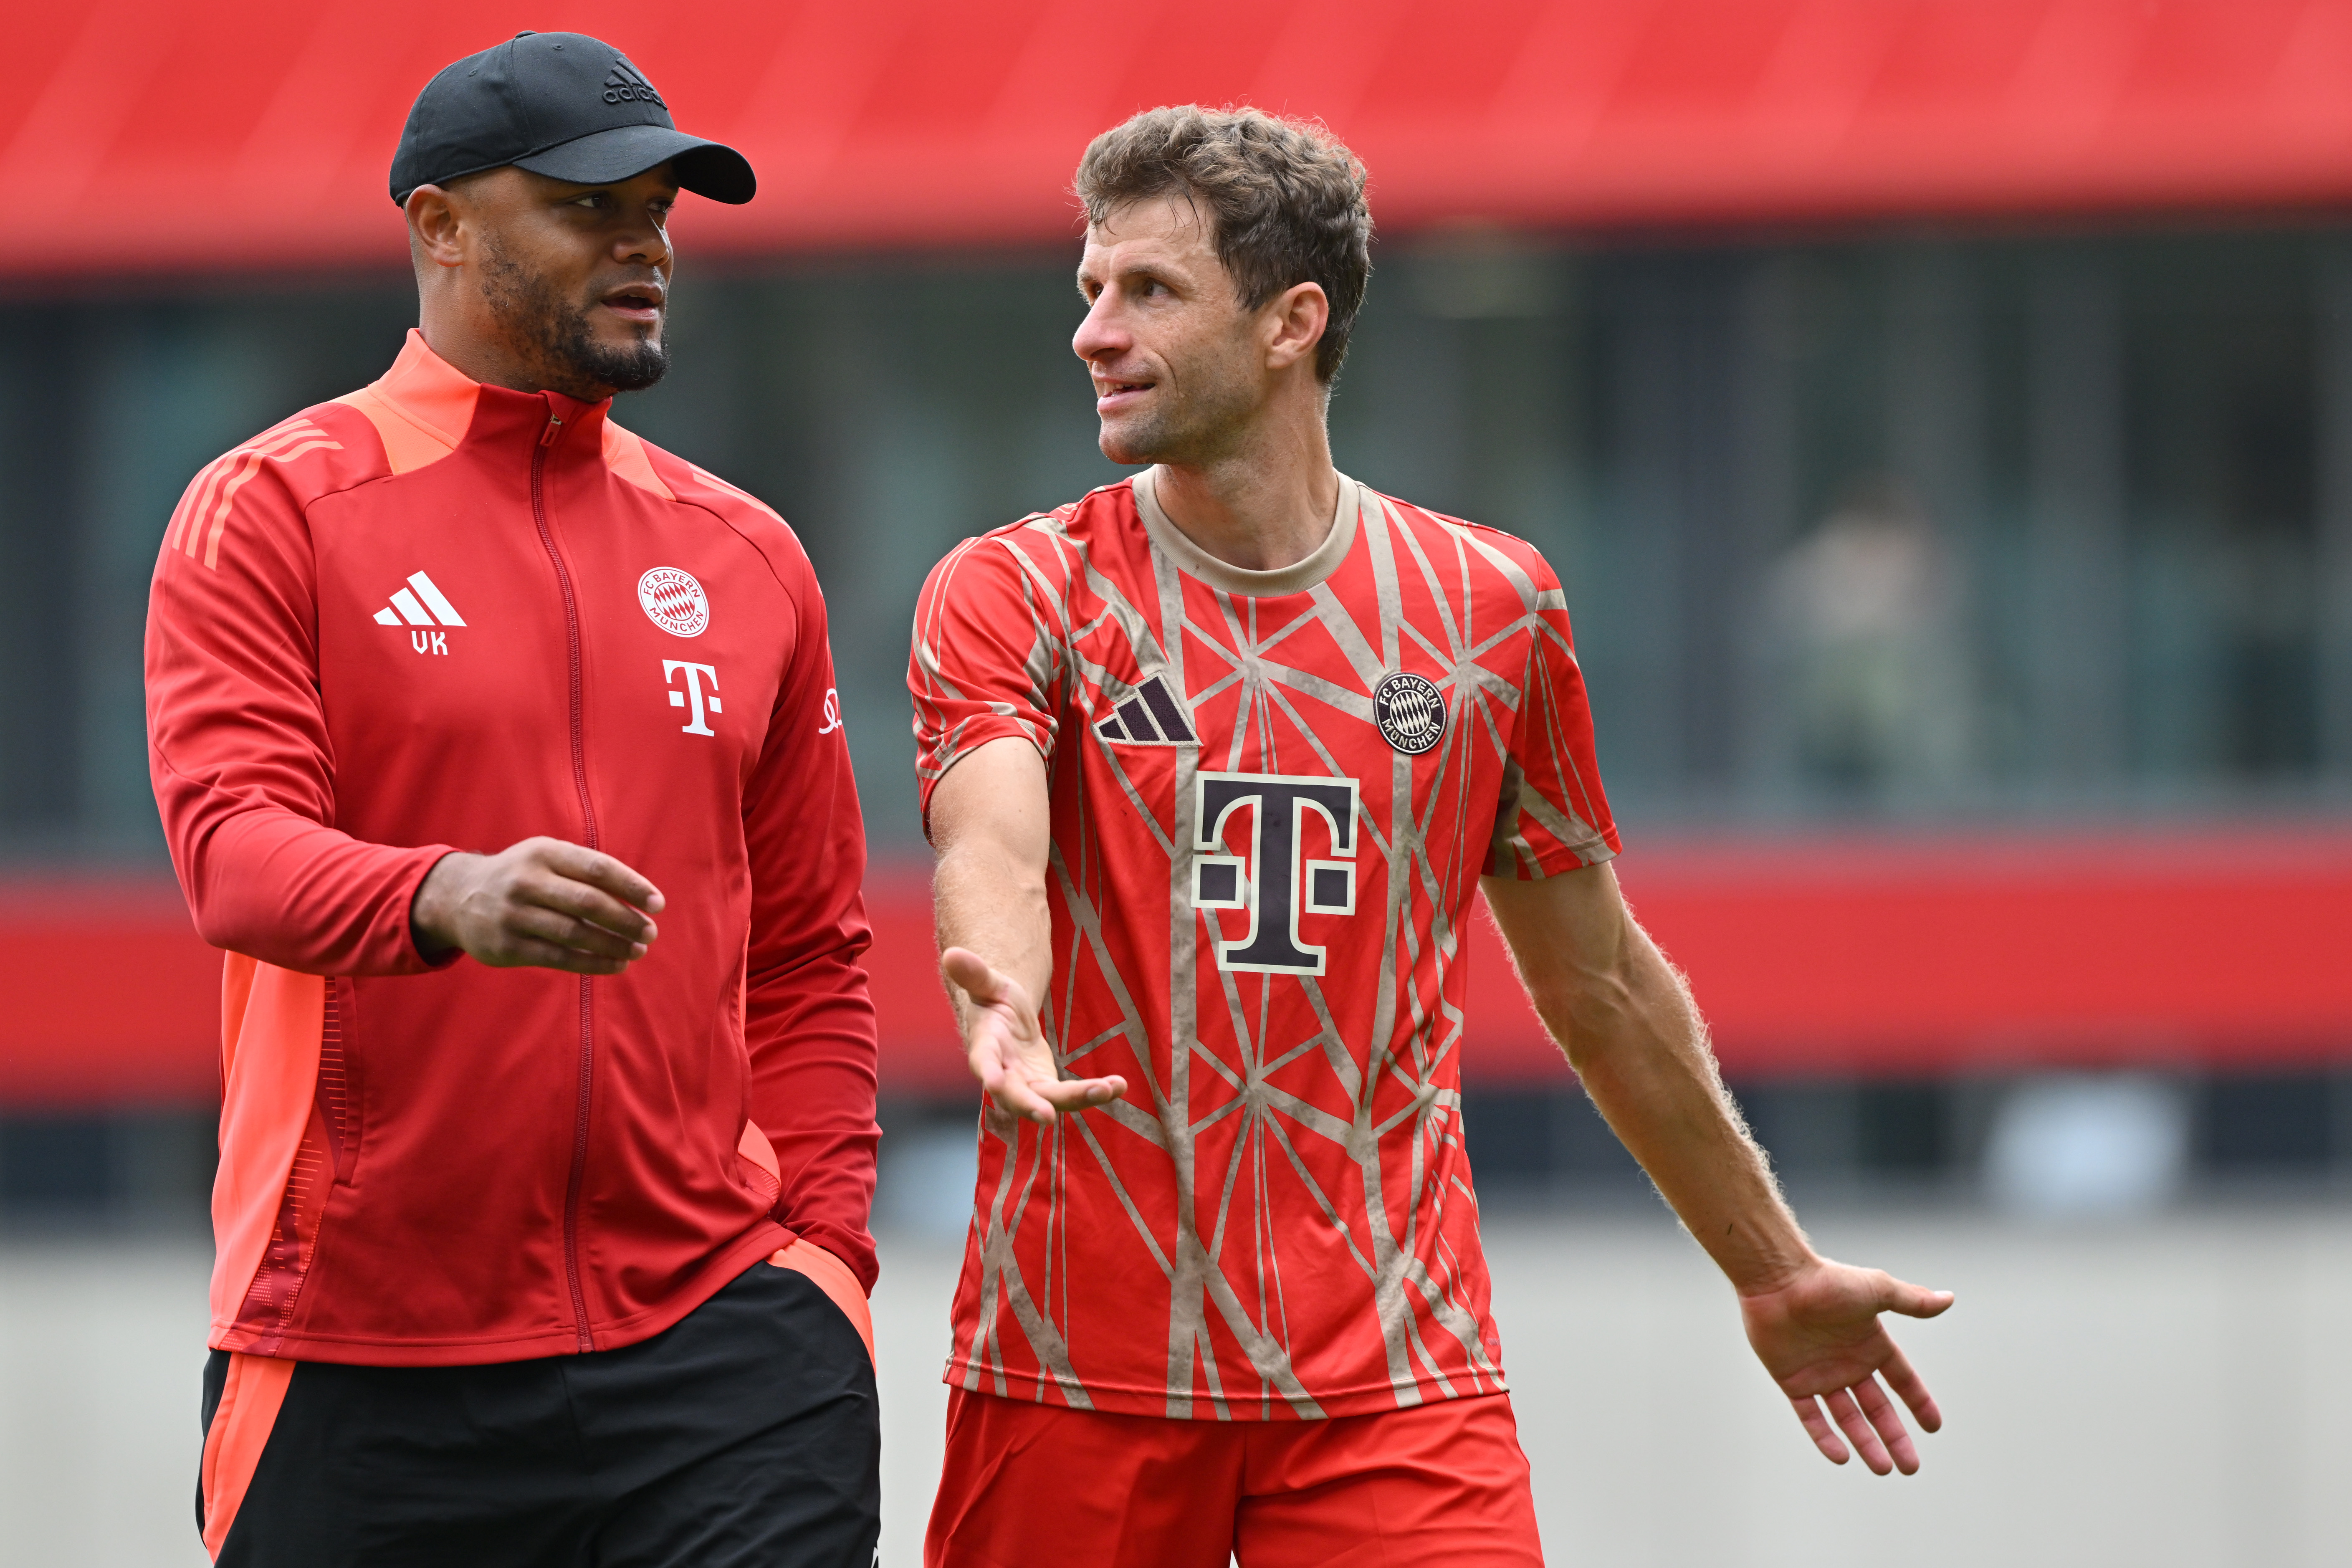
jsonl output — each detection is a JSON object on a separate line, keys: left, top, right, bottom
{"left": 411, "top": 837, "right": 664, "bottom": 975}
{"left": 940, "top": 946, "right": 1126, "bottom": 1125}
{"left": 1737, "top": 1257, "right": 1952, "bottom": 1476}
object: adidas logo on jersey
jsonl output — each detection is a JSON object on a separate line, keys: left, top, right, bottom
{"left": 1095, "top": 675, "right": 1197, "bottom": 746}
{"left": 373, "top": 572, "right": 465, "bottom": 655}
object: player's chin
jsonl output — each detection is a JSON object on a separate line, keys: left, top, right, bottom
{"left": 590, "top": 317, "right": 662, "bottom": 354}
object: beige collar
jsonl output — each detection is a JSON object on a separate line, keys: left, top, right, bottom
{"left": 1134, "top": 466, "right": 1361, "bottom": 598}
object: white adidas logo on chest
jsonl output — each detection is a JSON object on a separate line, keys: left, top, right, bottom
{"left": 371, "top": 571, "right": 465, "bottom": 655}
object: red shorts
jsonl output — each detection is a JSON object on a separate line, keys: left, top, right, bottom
{"left": 923, "top": 1388, "right": 1544, "bottom": 1568}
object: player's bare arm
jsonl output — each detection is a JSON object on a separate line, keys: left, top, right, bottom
{"left": 1482, "top": 862, "right": 1954, "bottom": 1477}
{"left": 410, "top": 838, "right": 664, "bottom": 975}
{"left": 930, "top": 736, "right": 1127, "bottom": 1124}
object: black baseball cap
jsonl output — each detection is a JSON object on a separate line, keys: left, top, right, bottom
{"left": 390, "top": 32, "right": 754, "bottom": 207}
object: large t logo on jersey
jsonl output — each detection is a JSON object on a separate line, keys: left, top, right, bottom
{"left": 1191, "top": 772, "right": 1360, "bottom": 976}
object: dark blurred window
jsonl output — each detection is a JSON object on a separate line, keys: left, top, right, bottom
{"left": 9, "top": 228, "right": 2351, "bottom": 862}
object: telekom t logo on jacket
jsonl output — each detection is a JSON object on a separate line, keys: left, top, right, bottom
{"left": 371, "top": 571, "right": 465, "bottom": 655}
{"left": 1191, "top": 771, "right": 1361, "bottom": 976}
{"left": 664, "top": 661, "right": 721, "bottom": 736}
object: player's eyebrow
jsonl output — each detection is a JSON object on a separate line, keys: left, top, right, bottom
{"left": 1122, "top": 260, "right": 1185, "bottom": 293}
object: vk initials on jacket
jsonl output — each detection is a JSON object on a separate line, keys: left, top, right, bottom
{"left": 146, "top": 330, "right": 879, "bottom": 1366}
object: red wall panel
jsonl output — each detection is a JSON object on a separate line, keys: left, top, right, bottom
{"left": 11, "top": 832, "right": 2344, "bottom": 1108}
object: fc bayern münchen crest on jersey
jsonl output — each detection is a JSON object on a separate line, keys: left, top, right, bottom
{"left": 637, "top": 567, "right": 708, "bottom": 637}
{"left": 1373, "top": 671, "right": 1447, "bottom": 755}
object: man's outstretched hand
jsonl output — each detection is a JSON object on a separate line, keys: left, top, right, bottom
{"left": 1739, "top": 1259, "right": 1952, "bottom": 1476}
{"left": 940, "top": 946, "right": 1126, "bottom": 1125}
{"left": 411, "top": 837, "right": 664, "bottom": 975}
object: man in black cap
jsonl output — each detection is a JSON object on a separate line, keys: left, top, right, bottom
{"left": 148, "top": 32, "right": 882, "bottom": 1565}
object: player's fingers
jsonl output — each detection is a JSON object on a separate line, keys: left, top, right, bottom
{"left": 509, "top": 903, "right": 649, "bottom": 961}
{"left": 1880, "top": 1275, "right": 1955, "bottom": 1319}
{"left": 1823, "top": 1388, "right": 1892, "bottom": 1476}
{"left": 972, "top": 1038, "right": 1059, "bottom": 1124}
{"left": 1789, "top": 1395, "right": 1849, "bottom": 1465}
{"left": 1877, "top": 1346, "right": 1944, "bottom": 1433}
{"left": 1033, "top": 1074, "right": 1128, "bottom": 1110}
{"left": 523, "top": 874, "right": 658, "bottom": 943}
{"left": 533, "top": 840, "right": 665, "bottom": 915}
{"left": 1852, "top": 1375, "right": 1920, "bottom": 1476}
{"left": 572, "top": 849, "right": 665, "bottom": 914}
{"left": 941, "top": 947, "right": 1012, "bottom": 1006}
{"left": 534, "top": 846, "right": 673, "bottom": 921}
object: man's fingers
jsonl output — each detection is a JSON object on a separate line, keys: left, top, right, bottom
{"left": 1877, "top": 1346, "right": 1944, "bottom": 1433}
{"left": 521, "top": 873, "right": 657, "bottom": 944}
{"left": 1789, "top": 1395, "right": 1849, "bottom": 1465}
{"left": 941, "top": 947, "right": 1012, "bottom": 1006}
{"left": 1879, "top": 1274, "right": 1955, "bottom": 1319}
{"left": 1851, "top": 1376, "right": 1920, "bottom": 1476}
{"left": 533, "top": 840, "right": 665, "bottom": 916}
{"left": 1823, "top": 1388, "right": 1893, "bottom": 1477}
{"left": 1032, "top": 1075, "right": 1128, "bottom": 1111}
{"left": 975, "top": 1053, "right": 1059, "bottom": 1125}
{"left": 509, "top": 904, "right": 648, "bottom": 961}
{"left": 966, "top": 1024, "right": 1051, "bottom": 1120}
{"left": 966, "top": 1027, "right": 1124, "bottom": 1126}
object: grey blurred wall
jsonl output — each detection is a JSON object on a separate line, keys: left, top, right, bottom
{"left": 8, "top": 224, "right": 2351, "bottom": 863}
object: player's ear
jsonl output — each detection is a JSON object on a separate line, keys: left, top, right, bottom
{"left": 1263, "top": 281, "right": 1329, "bottom": 374}
{"left": 406, "top": 184, "right": 468, "bottom": 271}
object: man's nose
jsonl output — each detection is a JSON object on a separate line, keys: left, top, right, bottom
{"left": 1072, "top": 295, "right": 1127, "bottom": 363}
{"left": 617, "top": 221, "right": 670, "bottom": 270}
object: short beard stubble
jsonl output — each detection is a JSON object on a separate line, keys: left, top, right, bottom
{"left": 480, "top": 236, "right": 670, "bottom": 401}
{"left": 1099, "top": 324, "right": 1263, "bottom": 469}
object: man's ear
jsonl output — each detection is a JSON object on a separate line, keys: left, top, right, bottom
{"left": 1262, "top": 281, "right": 1330, "bottom": 374}
{"left": 405, "top": 185, "right": 467, "bottom": 271}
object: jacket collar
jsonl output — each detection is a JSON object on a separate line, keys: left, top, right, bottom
{"left": 370, "top": 329, "right": 613, "bottom": 455}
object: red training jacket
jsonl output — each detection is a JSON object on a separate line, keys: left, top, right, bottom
{"left": 145, "top": 330, "right": 878, "bottom": 1366}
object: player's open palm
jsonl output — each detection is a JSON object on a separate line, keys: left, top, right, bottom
{"left": 1738, "top": 1259, "right": 1952, "bottom": 1476}
{"left": 940, "top": 947, "right": 1127, "bottom": 1125}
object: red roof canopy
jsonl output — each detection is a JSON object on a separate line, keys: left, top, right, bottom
{"left": 18, "top": 0, "right": 2352, "bottom": 276}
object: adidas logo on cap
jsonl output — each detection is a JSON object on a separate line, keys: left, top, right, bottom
{"left": 603, "top": 62, "right": 664, "bottom": 107}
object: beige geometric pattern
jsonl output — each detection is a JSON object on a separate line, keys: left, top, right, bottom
{"left": 912, "top": 471, "right": 1618, "bottom": 1420}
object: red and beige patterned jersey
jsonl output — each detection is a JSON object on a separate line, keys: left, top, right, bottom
{"left": 909, "top": 470, "right": 1619, "bottom": 1420}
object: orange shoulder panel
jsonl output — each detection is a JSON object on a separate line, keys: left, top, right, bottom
{"left": 604, "top": 420, "right": 676, "bottom": 499}
{"left": 330, "top": 329, "right": 481, "bottom": 476}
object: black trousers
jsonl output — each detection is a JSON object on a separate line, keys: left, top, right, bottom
{"left": 197, "top": 1257, "right": 880, "bottom": 1567}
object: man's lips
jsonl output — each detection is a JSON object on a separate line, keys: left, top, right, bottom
{"left": 1094, "top": 375, "right": 1155, "bottom": 411}
{"left": 601, "top": 284, "right": 665, "bottom": 323}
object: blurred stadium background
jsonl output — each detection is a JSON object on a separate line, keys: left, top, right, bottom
{"left": 6, "top": 0, "right": 2352, "bottom": 1563}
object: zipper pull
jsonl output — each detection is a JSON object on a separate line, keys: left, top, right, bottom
{"left": 541, "top": 414, "right": 564, "bottom": 447}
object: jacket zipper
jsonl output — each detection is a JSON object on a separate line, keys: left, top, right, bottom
{"left": 531, "top": 407, "right": 601, "bottom": 1356}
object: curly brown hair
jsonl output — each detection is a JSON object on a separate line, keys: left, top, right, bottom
{"left": 1075, "top": 105, "right": 1373, "bottom": 384}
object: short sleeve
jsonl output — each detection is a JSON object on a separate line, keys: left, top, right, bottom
{"left": 908, "top": 531, "right": 1067, "bottom": 837}
{"left": 1485, "top": 555, "right": 1621, "bottom": 878}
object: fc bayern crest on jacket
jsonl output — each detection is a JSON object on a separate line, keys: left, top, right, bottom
{"left": 639, "top": 567, "right": 709, "bottom": 636}
{"left": 1373, "top": 670, "right": 1447, "bottom": 754}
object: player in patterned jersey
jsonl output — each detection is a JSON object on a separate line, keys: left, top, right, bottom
{"left": 908, "top": 107, "right": 1953, "bottom": 1566}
